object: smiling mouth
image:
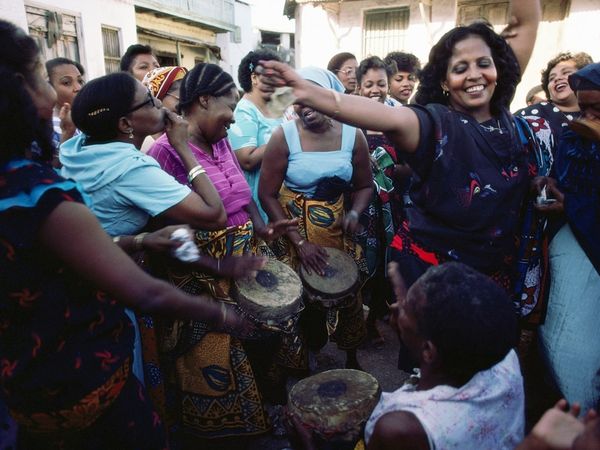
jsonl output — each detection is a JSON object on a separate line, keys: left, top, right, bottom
{"left": 465, "top": 85, "right": 485, "bottom": 93}
{"left": 555, "top": 82, "right": 568, "bottom": 92}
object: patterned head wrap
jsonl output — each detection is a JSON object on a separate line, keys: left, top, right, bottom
{"left": 142, "top": 66, "right": 188, "bottom": 100}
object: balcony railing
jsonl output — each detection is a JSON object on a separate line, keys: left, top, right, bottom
{"left": 135, "top": 0, "right": 235, "bottom": 31}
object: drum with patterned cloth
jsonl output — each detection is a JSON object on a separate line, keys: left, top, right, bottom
{"left": 288, "top": 369, "right": 381, "bottom": 444}
{"left": 300, "top": 247, "right": 360, "bottom": 308}
{"left": 233, "top": 258, "right": 304, "bottom": 334}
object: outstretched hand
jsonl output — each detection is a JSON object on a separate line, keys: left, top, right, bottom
{"left": 255, "top": 218, "right": 299, "bottom": 242}
{"left": 257, "top": 60, "right": 310, "bottom": 100}
{"left": 214, "top": 254, "right": 267, "bottom": 278}
{"left": 142, "top": 225, "right": 190, "bottom": 253}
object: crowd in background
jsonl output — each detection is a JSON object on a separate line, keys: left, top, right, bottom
{"left": 1, "top": 0, "right": 600, "bottom": 448}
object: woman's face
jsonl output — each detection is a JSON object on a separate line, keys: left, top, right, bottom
{"left": 389, "top": 71, "right": 417, "bottom": 104}
{"left": 161, "top": 80, "right": 182, "bottom": 114}
{"left": 443, "top": 35, "right": 497, "bottom": 120}
{"left": 130, "top": 54, "right": 160, "bottom": 82}
{"left": 251, "top": 72, "right": 275, "bottom": 101}
{"left": 24, "top": 60, "right": 57, "bottom": 121}
{"left": 294, "top": 103, "right": 328, "bottom": 130}
{"left": 203, "top": 87, "right": 238, "bottom": 143}
{"left": 335, "top": 58, "right": 358, "bottom": 93}
{"left": 359, "top": 68, "right": 389, "bottom": 103}
{"left": 548, "top": 60, "right": 578, "bottom": 107}
{"left": 49, "top": 63, "right": 84, "bottom": 107}
{"left": 127, "top": 81, "right": 165, "bottom": 137}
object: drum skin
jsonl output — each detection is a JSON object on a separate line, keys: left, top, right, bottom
{"left": 300, "top": 247, "right": 359, "bottom": 307}
{"left": 234, "top": 258, "right": 303, "bottom": 323}
{"left": 288, "top": 369, "right": 381, "bottom": 443}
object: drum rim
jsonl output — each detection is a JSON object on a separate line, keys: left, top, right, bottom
{"left": 299, "top": 247, "right": 359, "bottom": 299}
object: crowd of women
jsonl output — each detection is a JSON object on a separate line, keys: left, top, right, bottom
{"left": 1, "top": 0, "right": 599, "bottom": 448}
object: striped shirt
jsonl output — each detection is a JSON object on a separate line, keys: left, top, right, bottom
{"left": 148, "top": 134, "right": 252, "bottom": 227}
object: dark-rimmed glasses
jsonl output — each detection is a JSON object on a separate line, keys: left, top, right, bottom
{"left": 126, "top": 90, "right": 157, "bottom": 114}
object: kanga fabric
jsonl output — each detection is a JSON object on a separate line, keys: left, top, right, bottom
{"left": 0, "top": 159, "right": 134, "bottom": 431}
{"left": 153, "top": 220, "right": 270, "bottom": 440}
{"left": 364, "top": 350, "right": 524, "bottom": 450}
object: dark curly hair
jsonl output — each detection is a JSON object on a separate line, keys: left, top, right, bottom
{"left": 415, "top": 22, "right": 520, "bottom": 116}
{"left": 327, "top": 52, "right": 357, "bottom": 73}
{"left": 357, "top": 56, "right": 393, "bottom": 86}
{"left": 384, "top": 51, "right": 421, "bottom": 77}
{"left": 238, "top": 49, "right": 280, "bottom": 93}
{"left": 71, "top": 72, "right": 137, "bottom": 142}
{"left": 540, "top": 51, "right": 593, "bottom": 100}
{"left": 409, "top": 262, "right": 517, "bottom": 383}
{"left": 0, "top": 19, "right": 54, "bottom": 163}
{"left": 120, "top": 44, "right": 154, "bottom": 73}
{"left": 179, "top": 63, "right": 236, "bottom": 114}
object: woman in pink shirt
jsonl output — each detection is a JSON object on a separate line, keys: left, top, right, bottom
{"left": 147, "top": 63, "right": 295, "bottom": 448}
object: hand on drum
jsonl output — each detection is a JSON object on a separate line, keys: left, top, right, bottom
{"left": 255, "top": 218, "right": 299, "bottom": 242}
{"left": 298, "top": 241, "right": 329, "bottom": 276}
{"left": 283, "top": 408, "right": 318, "bottom": 450}
{"left": 215, "top": 254, "right": 267, "bottom": 278}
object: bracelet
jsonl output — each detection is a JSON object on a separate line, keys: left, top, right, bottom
{"left": 187, "top": 164, "right": 206, "bottom": 184}
{"left": 219, "top": 302, "right": 228, "bottom": 326}
{"left": 331, "top": 90, "right": 341, "bottom": 119}
{"left": 112, "top": 236, "right": 121, "bottom": 244}
{"left": 133, "top": 232, "right": 148, "bottom": 251}
{"left": 347, "top": 210, "right": 359, "bottom": 220}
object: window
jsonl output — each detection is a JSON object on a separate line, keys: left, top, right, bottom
{"left": 26, "top": 5, "right": 81, "bottom": 62}
{"left": 457, "top": 0, "right": 570, "bottom": 27}
{"left": 363, "top": 7, "right": 409, "bottom": 58}
{"left": 456, "top": 0, "right": 509, "bottom": 27}
{"left": 102, "top": 26, "right": 121, "bottom": 74}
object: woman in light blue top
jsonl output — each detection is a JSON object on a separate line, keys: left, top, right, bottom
{"left": 259, "top": 67, "right": 372, "bottom": 370}
{"left": 229, "top": 49, "right": 282, "bottom": 222}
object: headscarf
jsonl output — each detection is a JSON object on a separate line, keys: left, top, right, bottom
{"left": 569, "top": 62, "right": 600, "bottom": 92}
{"left": 142, "top": 66, "right": 188, "bottom": 100}
{"left": 298, "top": 67, "right": 345, "bottom": 93}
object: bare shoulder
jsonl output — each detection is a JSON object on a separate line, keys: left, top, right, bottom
{"left": 368, "top": 411, "right": 430, "bottom": 450}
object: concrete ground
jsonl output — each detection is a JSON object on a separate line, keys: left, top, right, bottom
{"left": 249, "top": 317, "right": 410, "bottom": 450}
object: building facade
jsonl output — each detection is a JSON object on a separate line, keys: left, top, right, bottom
{"left": 284, "top": 0, "right": 600, "bottom": 109}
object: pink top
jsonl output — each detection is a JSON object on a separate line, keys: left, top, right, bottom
{"left": 148, "top": 134, "right": 251, "bottom": 227}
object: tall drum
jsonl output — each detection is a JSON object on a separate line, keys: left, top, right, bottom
{"left": 233, "top": 258, "right": 304, "bottom": 333}
{"left": 288, "top": 369, "right": 381, "bottom": 444}
{"left": 300, "top": 247, "right": 360, "bottom": 308}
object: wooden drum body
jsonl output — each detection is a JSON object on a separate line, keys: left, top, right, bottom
{"left": 300, "top": 247, "right": 360, "bottom": 308}
{"left": 233, "top": 258, "right": 304, "bottom": 333}
{"left": 288, "top": 369, "right": 381, "bottom": 443}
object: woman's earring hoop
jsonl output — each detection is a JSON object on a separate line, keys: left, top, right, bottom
{"left": 128, "top": 129, "right": 134, "bottom": 139}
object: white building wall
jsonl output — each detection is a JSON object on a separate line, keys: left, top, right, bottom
{"left": 1, "top": 0, "right": 137, "bottom": 80}
{"left": 217, "top": 0, "right": 258, "bottom": 86}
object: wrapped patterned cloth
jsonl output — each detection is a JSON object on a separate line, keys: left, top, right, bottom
{"left": 142, "top": 66, "right": 187, "bottom": 100}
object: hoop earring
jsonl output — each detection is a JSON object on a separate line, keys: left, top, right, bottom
{"left": 128, "top": 129, "right": 134, "bottom": 139}
{"left": 442, "top": 89, "right": 449, "bottom": 97}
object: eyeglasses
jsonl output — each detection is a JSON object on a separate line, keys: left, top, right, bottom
{"left": 336, "top": 67, "right": 356, "bottom": 76}
{"left": 126, "top": 90, "right": 157, "bottom": 114}
{"left": 165, "top": 92, "right": 180, "bottom": 101}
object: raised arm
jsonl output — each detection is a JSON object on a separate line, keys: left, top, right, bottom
{"left": 502, "top": 0, "right": 541, "bottom": 73}
{"left": 258, "top": 62, "right": 422, "bottom": 153}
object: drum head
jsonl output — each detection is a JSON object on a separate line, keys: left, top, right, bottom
{"left": 234, "top": 258, "right": 303, "bottom": 321}
{"left": 300, "top": 247, "right": 359, "bottom": 299}
{"left": 288, "top": 369, "right": 381, "bottom": 442}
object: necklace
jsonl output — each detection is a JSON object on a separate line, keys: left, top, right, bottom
{"left": 479, "top": 119, "right": 504, "bottom": 134}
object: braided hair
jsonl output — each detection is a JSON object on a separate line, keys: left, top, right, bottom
{"left": 415, "top": 22, "right": 520, "bottom": 116}
{"left": 178, "top": 63, "right": 236, "bottom": 114}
